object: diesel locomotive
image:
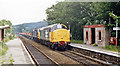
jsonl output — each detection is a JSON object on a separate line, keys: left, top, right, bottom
{"left": 32, "top": 23, "right": 71, "bottom": 50}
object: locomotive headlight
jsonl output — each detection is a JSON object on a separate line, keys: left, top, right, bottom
{"left": 61, "top": 37, "right": 63, "bottom": 39}
{"left": 58, "top": 33, "right": 60, "bottom": 35}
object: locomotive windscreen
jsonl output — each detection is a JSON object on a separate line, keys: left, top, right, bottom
{"left": 51, "top": 24, "right": 67, "bottom": 32}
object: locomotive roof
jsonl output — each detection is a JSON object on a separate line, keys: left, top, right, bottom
{"left": 39, "top": 23, "right": 67, "bottom": 30}
{"left": 39, "top": 24, "right": 56, "bottom": 30}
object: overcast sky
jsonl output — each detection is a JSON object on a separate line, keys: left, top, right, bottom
{"left": 0, "top": 0, "right": 63, "bottom": 25}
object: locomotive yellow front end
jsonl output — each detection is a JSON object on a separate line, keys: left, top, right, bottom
{"left": 49, "top": 24, "right": 71, "bottom": 50}
{"left": 52, "top": 29, "right": 70, "bottom": 42}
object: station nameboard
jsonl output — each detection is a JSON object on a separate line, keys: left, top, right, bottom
{"left": 113, "top": 27, "right": 120, "bottom": 30}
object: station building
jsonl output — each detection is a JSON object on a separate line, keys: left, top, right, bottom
{"left": 83, "top": 25, "right": 110, "bottom": 47}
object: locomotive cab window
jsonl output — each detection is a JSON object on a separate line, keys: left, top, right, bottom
{"left": 57, "top": 24, "right": 62, "bottom": 29}
{"left": 62, "top": 25, "right": 67, "bottom": 29}
{"left": 99, "top": 31, "right": 101, "bottom": 40}
{"left": 57, "top": 24, "right": 67, "bottom": 29}
{"left": 51, "top": 24, "right": 67, "bottom": 32}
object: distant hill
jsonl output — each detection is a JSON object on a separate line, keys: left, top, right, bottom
{"left": 14, "top": 21, "right": 48, "bottom": 33}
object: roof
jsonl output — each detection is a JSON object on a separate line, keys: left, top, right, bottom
{"left": 83, "top": 24, "right": 104, "bottom": 28}
{"left": 0, "top": 25, "right": 10, "bottom": 29}
{"left": 34, "top": 23, "right": 67, "bottom": 31}
{"left": 39, "top": 24, "right": 57, "bottom": 30}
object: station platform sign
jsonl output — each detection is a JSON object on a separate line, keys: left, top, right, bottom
{"left": 113, "top": 27, "right": 120, "bottom": 30}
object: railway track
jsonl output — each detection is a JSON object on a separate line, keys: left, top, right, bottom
{"left": 19, "top": 35, "right": 116, "bottom": 65}
{"left": 20, "top": 36, "right": 60, "bottom": 66}
{"left": 21, "top": 40, "right": 39, "bottom": 66}
{"left": 58, "top": 50, "right": 112, "bottom": 65}
{"left": 71, "top": 46, "right": 120, "bottom": 65}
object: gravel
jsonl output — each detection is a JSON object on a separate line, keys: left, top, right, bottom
{"left": 21, "top": 36, "right": 80, "bottom": 64}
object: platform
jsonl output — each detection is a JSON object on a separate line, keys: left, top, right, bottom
{"left": 4, "top": 38, "right": 33, "bottom": 64}
{"left": 70, "top": 43, "right": 120, "bottom": 57}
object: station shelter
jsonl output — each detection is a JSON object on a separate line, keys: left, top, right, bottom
{"left": 83, "top": 25, "right": 110, "bottom": 47}
{"left": 0, "top": 25, "right": 10, "bottom": 42}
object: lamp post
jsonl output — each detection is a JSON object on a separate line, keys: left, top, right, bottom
{"left": 116, "top": 20, "right": 118, "bottom": 47}
{"left": 109, "top": 12, "right": 120, "bottom": 47}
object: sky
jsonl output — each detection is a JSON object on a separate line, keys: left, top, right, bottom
{"left": 0, "top": 0, "right": 63, "bottom": 25}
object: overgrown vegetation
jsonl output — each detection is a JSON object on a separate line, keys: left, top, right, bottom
{"left": 0, "top": 19, "right": 15, "bottom": 65}
{"left": 0, "top": 19, "right": 15, "bottom": 56}
{"left": 71, "top": 40, "right": 83, "bottom": 44}
{"left": 105, "top": 45, "right": 120, "bottom": 52}
{"left": 46, "top": 2, "right": 120, "bottom": 40}
{"left": 0, "top": 19, "right": 16, "bottom": 42}
{"left": 0, "top": 54, "right": 14, "bottom": 65}
{"left": 0, "top": 42, "right": 8, "bottom": 56}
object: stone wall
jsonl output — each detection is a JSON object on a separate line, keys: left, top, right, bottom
{"left": 84, "top": 28, "right": 91, "bottom": 44}
{"left": 83, "top": 26, "right": 109, "bottom": 47}
{"left": 95, "top": 27, "right": 105, "bottom": 47}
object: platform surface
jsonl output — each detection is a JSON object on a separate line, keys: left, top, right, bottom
{"left": 70, "top": 43, "right": 120, "bottom": 57}
{"left": 4, "top": 38, "right": 32, "bottom": 64}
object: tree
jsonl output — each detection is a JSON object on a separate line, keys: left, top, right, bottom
{"left": 46, "top": 2, "right": 120, "bottom": 40}
{"left": 109, "top": 12, "right": 120, "bottom": 23}
{"left": 0, "top": 19, "right": 15, "bottom": 42}
{"left": 46, "top": 2, "right": 95, "bottom": 40}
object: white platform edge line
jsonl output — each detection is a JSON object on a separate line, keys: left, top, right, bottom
{"left": 19, "top": 38, "right": 35, "bottom": 64}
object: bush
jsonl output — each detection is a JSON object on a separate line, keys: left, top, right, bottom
{"left": 93, "top": 43, "right": 98, "bottom": 46}
{"left": 9, "top": 35, "right": 15, "bottom": 40}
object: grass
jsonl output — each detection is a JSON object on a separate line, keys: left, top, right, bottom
{"left": 0, "top": 34, "right": 16, "bottom": 56}
{"left": 0, "top": 54, "right": 14, "bottom": 65}
{"left": 0, "top": 39, "right": 15, "bottom": 65}
{"left": 0, "top": 35, "right": 16, "bottom": 56}
{"left": 105, "top": 44, "right": 120, "bottom": 53}
{"left": 0, "top": 42, "right": 8, "bottom": 56}
{"left": 71, "top": 40, "right": 120, "bottom": 53}
{"left": 71, "top": 40, "right": 84, "bottom": 44}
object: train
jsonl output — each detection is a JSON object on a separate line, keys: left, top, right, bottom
{"left": 20, "top": 23, "right": 71, "bottom": 50}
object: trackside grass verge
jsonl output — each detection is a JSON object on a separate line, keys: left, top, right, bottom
{"left": 105, "top": 45, "right": 120, "bottom": 53}
{"left": 71, "top": 40, "right": 84, "bottom": 44}
{"left": 0, "top": 42, "right": 8, "bottom": 56}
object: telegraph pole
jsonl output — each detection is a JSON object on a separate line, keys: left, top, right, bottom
{"left": 109, "top": 12, "right": 120, "bottom": 47}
